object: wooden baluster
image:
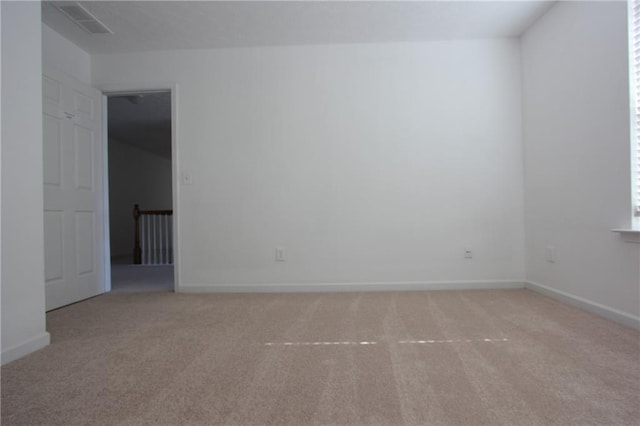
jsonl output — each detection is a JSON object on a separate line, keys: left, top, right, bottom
{"left": 146, "top": 214, "right": 151, "bottom": 264}
{"left": 167, "top": 214, "right": 170, "bottom": 265}
{"left": 143, "top": 215, "right": 148, "bottom": 264}
{"left": 133, "top": 204, "right": 142, "bottom": 264}
{"left": 161, "top": 214, "right": 166, "bottom": 264}
{"left": 168, "top": 214, "right": 173, "bottom": 264}
{"left": 152, "top": 214, "right": 157, "bottom": 264}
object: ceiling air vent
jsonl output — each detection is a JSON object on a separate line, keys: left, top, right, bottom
{"left": 52, "top": 2, "right": 113, "bottom": 35}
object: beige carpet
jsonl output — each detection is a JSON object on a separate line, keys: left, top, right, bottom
{"left": 2, "top": 289, "right": 639, "bottom": 425}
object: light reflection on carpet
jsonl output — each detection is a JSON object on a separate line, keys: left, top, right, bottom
{"left": 264, "top": 338, "right": 509, "bottom": 346}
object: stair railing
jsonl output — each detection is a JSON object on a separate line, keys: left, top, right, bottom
{"left": 133, "top": 204, "right": 173, "bottom": 265}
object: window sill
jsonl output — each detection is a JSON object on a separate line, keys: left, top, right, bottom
{"left": 612, "top": 229, "right": 640, "bottom": 243}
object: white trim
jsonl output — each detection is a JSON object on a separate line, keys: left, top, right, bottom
{"left": 102, "top": 94, "right": 111, "bottom": 292}
{"left": 1, "top": 332, "right": 50, "bottom": 365}
{"left": 630, "top": 0, "right": 640, "bottom": 224}
{"left": 179, "top": 280, "right": 525, "bottom": 294}
{"left": 170, "top": 85, "right": 181, "bottom": 291}
{"left": 525, "top": 281, "right": 640, "bottom": 330}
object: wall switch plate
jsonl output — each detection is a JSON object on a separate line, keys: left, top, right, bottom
{"left": 464, "top": 246, "right": 473, "bottom": 259}
{"left": 275, "top": 246, "right": 286, "bottom": 262}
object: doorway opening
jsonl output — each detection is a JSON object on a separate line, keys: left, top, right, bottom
{"left": 105, "top": 91, "right": 175, "bottom": 293}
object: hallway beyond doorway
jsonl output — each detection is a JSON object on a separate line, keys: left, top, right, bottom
{"left": 110, "top": 257, "right": 173, "bottom": 293}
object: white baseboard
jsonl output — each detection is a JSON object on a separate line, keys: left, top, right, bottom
{"left": 1, "top": 332, "right": 50, "bottom": 365}
{"left": 179, "top": 280, "right": 525, "bottom": 294}
{"left": 525, "top": 281, "right": 640, "bottom": 330}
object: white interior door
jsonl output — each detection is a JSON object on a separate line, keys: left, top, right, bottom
{"left": 43, "top": 67, "right": 105, "bottom": 310}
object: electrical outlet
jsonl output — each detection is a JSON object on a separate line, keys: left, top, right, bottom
{"left": 464, "top": 246, "right": 473, "bottom": 259}
{"left": 275, "top": 246, "right": 286, "bottom": 262}
{"left": 546, "top": 245, "right": 556, "bottom": 263}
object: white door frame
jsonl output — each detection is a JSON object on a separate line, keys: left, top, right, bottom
{"left": 100, "top": 83, "right": 180, "bottom": 292}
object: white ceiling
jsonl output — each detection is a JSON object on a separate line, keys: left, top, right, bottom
{"left": 43, "top": 1, "right": 556, "bottom": 55}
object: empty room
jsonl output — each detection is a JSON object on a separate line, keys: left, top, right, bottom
{"left": 1, "top": 1, "right": 639, "bottom": 425}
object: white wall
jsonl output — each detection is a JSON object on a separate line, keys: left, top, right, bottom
{"left": 1, "top": 1, "right": 50, "bottom": 364}
{"left": 522, "top": 1, "right": 640, "bottom": 322}
{"left": 93, "top": 39, "right": 526, "bottom": 290}
{"left": 42, "top": 23, "right": 91, "bottom": 85}
{"left": 108, "top": 139, "right": 173, "bottom": 257}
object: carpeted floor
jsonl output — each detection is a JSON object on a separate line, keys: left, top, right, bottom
{"left": 1, "top": 289, "right": 639, "bottom": 425}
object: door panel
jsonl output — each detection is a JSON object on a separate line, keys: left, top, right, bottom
{"left": 74, "top": 125, "right": 94, "bottom": 190}
{"left": 43, "top": 211, "right": 64, "bottom": 283}
{"left": 73, "top": 89, "right": 95, "bottom": 122}
{"left": 43, "top": 67, "right": 104, "bottom": 311}
{"left": 43, "top": 114, "right": 62, "bottom": 186}
{"left": 75, "top": 211, "right": 95, "bottom": 275}
{"left": 43, "top": 76, "right": 61, "bottom": 104}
